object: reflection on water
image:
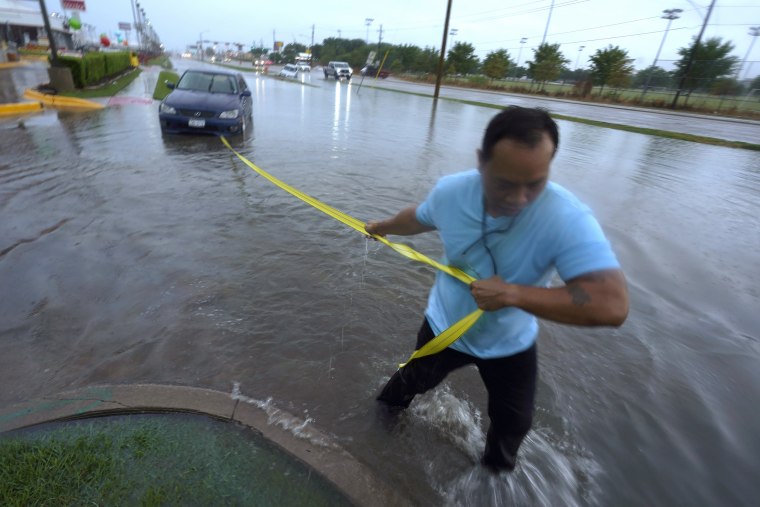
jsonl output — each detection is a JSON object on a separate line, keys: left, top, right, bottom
{"left": 2, "top": 69, "right": 760, "bottom": 506}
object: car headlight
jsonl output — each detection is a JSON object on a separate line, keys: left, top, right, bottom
{"left": 159, "top": 102, "right": 176, "bottom": 114}
{"left": 219, "top": 109, "right": 240, "bottom": 119}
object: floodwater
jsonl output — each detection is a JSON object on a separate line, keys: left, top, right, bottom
{"left": 1, "top": 62, "right": 759, "bottom": 506}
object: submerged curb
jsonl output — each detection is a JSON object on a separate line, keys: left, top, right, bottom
{"left": 0, "top": 101, "right": 42, "bottom": 116}
{"left": 23, "top": 88, "right": 105, "bottom": 110}
{"left": 0, "top": 384, "right": 406, "bottom": 506}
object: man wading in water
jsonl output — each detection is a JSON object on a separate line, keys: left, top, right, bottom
{"left": 365, "top": 106, "right": 629, "bottom": 472}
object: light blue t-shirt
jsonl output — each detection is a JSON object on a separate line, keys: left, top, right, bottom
{"left": 415, "top": 169, "right": 620, "bottom": 358}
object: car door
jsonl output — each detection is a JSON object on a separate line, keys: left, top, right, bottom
{"left": 238, "top": 76, "right": 251, "bottom": 117}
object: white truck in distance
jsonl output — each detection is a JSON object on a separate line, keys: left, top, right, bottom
{"left": 324, "top": 61, "right": 353, "bottom": 80}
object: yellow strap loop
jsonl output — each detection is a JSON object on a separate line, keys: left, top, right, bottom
{"left": 221, "top": 137, "right": 480, "bottom": 365}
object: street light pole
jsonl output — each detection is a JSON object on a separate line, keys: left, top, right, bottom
{"left": 365, "top": 18, "right": 374, "bottom": 44}
{"left": 130, "top": 0, "right": 142, "bottom": 50}
{"left": 738, "top": 26, "right": 760, "bottom": 81}
{"left": 514, "top": 37, "right": 527, "bottom": 78}
{"left": 199, "top": 30, "right": 209, "bottom": 61}
{"left": 641, "top": 8, "right": 682, "bottom": 100}
{"left": 671, "top": 0, "right": 716, "bottom": 109}
{"left": 574, "top": 45, "right": 585, "bottom": 70}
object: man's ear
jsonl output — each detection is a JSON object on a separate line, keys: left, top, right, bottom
{"left": 476, "top": 149, "right": 485, "bottom": 173}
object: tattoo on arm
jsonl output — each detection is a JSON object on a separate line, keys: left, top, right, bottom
{"left": 567, "top": 284, "right": 591, "bottom": 306}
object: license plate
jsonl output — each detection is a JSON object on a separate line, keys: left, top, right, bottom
{"left": 188, "top": 118, "right": 205, "bottom": 128}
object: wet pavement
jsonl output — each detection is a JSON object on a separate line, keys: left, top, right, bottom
{"left": 1, "top": 60, "right": 759, "bottom": 506}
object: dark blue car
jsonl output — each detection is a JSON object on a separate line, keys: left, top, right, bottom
{"left": 158, "top": 70, "right": 252, "bottom": 136}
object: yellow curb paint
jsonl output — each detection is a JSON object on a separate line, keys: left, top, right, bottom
{"left": 0, "top": 61, "right": 29, "bottom": 69}
{"left": 220, "top": 136, "right": 481, "bottom": 365}
{"left": 23, "top": 88, "right": 104, "bottom": 110}
{"left": 0, "top": 102, "right": 42, "bottom": 117}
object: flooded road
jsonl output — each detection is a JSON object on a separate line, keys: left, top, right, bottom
{"left": 1, "top": 62, "right": 759, "bottom": 506}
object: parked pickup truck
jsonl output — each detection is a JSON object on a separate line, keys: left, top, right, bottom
{"left": 324, "top": 61, "right": 353, "bottom": 80}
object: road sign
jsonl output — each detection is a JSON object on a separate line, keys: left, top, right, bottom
{"left": 366, "top": 51, "right": 376, "bottom": 65}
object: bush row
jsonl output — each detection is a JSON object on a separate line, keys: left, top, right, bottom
{"left": 57, "top": 52, "right": 133, "bottom": 88}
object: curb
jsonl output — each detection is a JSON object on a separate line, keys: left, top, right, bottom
{"left": 23, "top": 88, "right": 104, "bottom": 110}
{"left": 0, "top": 384, "right": 407, "bottom": 507}
{"left": 0, "top": 101, "right": 42, "bottom": 117}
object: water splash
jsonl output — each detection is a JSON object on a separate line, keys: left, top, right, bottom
{"left": 407, "top": 386, "right": 597, "bottom": 506}
{"left": 231, "top": 382, "right": 334, "bottom": 448}
{"left": 438, "top": 428, "right": 598, "bottom": 506}
{"left": 411, "top": 385, "right": 485, "bottom": 462}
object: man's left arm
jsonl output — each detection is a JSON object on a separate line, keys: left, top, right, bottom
{"left": 470, "top": 269, "right": 629, "bottom": 326}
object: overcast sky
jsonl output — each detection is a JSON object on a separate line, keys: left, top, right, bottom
{"left": 70, "top": 0, "right": 759, "bottom": 72}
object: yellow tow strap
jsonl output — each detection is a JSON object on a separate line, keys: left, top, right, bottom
{"left": 221, "top": 137, "right": 482, "bottom": 367}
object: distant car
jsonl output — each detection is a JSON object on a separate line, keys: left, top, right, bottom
{"left": 324, "top": 61, "right": 352, "bottom": 80}
{"left": 158, "top": 69, "right": 252, "bottom": 136}
{"left": 279, "top": 64, "right": 299, "bottom": 79}
{"left": 295, "top": 62, "right": 310, "bottom": 72}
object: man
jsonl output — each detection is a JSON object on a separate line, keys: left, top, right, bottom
{"left": 365, "top": 106, "right": 628, "bottom": 472}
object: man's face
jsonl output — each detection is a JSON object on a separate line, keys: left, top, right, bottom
{"left": 478, "top": 133, "right": 555, "bottom": 217}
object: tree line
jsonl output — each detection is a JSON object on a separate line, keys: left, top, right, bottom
{"left": 259, "top": 36, "right": 759, "bottom": 99}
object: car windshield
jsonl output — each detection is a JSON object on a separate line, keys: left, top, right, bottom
{"left": 177, "top": 72, "right": 238, "bottom": 94}
{"left": 334, "top": 63, "right": 348, "bottom": 69}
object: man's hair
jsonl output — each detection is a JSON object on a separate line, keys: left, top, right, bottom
{"left": 481, "top": 106, "right": 559, "bottom": 161}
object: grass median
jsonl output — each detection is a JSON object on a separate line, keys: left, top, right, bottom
{"left": 0, "top": 413, "right": 352, "bottom": 506}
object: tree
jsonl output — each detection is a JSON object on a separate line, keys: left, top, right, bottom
{"left": 526, "top": 43, "right": 569, "bottom": 90}
{"left": 673, "top": 36, "right": 739, "bottom": 96}
{"left": 588, "top": 45, "right": 634, "bottom": 95}
{"left": 281, "top": 42, "right": 307, "bottom": 63}
{"left": 482, "top": 49, "right": 512, "bottom": 81}
{"left": 751, "top": 75, "right": 760, "bottom": 92}
{"left": 446, "top": 41, "right": 479, "bottom": 75}
{"left": 709, "top": 77, "right": 742, "bottom": 96}
{"left": 633, "top": 65, "right": 673, "bottom": 90}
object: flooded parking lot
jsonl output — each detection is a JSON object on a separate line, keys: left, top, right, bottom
{"left": 1, "top": 62, "right": 759, "bottom": 505}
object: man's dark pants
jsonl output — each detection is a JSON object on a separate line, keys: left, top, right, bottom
{"left": 377, "top": 319, "right": 537, "bottom": 471}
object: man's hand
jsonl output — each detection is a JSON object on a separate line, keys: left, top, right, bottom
{"left": 470, "top": 269, "right": 628, "bottom": 326}
{"left": 364, "top": 221, "right": 385, "bottom": 237}
{"left": 470, "top": 276, "right": 516, "bottom": 311}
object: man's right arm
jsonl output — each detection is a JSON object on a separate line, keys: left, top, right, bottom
{"left": 365, "top": 206, "right": 435, "bottom": 237}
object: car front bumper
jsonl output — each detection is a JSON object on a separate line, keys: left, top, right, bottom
{"left": 159, "top": 113, "right": 245, "bottom": 136}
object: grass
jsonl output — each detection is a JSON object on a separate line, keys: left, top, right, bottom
{"left": 367, "top": 85, "right": 760, "bottom": 151}
{"left": 146, "top": 55, "right": 174, "bottom": 70}
{"left": 424, "top": 75, "right": 760, "bottom": 118}
{"left": 60, "top": 68, "right": 142, "bottom": 98}
{"left": 0, "top": 413, "right": 352, "bottom": 506}
{"left": 153, "top": 70, "right": 180, "bottom": 100}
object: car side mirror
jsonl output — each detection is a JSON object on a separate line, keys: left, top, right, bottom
{"left": 241, "top": 90, "right": 252, "bottom": 97}
{"left": 165, "top": 81, "right": 175, "bottom": 89}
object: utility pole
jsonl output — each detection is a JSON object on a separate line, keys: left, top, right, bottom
{"left": 311, "top": 24, "right": 315, "bottom": 51}
{"left": 738, "top": 26, "right": 760, "bottom": 80}
{"left": 671, "top": 0, "right": 716, "bottom": 109}
{"left": 434, "top": 0, "right": 453, "bottom": 100}
{"left": 377, "top": 24, "right": 383, "bottom": 47}
{"left": 37, "top": 0, "right": 59, "bottom": 65}
{"left": 541, "top": 0, "right": 555, "bottom": 45}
